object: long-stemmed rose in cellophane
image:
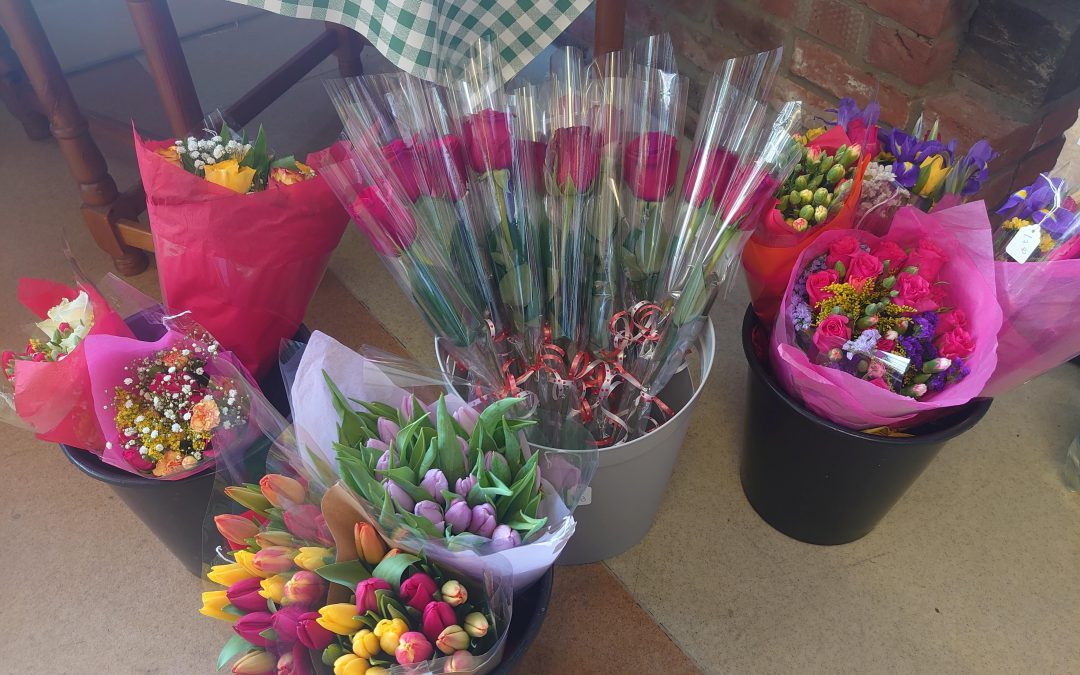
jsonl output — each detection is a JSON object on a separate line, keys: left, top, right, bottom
{"left": 1, "top": 276, "right": 134, "bottom": 451}
{"left": 135, "top": 120, "right": 350, "bottom": 379}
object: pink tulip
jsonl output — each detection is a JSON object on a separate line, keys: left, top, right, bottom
{"left": 271, "top": 605, "right": 307, "bottom": 645}
{"left": 233, "top": 612, "right": 275, "bottom": 648}
{"left": 395, "top": 631, "right": 434, "bottom": 665}
{"left": 399, "top": 572, "right": 438, "bottom": 612}
{"left": 421, "top": 601, "right": 456, "bottom": 642}
{"left": 282, "top": 504, "right": 321, "bottom": 541}
{"left": 227, "top": 577, "right": 269, "bottom": 613}
{"left": 252, "top": 546, "right": 296, "bottom": 576}
{"left": 355, "top": 577, "right": 391, "bottom": 615}
{"left": 282, "top": 571, "right": 326, "bottom": 608}
{"left": 296, "top": 611, "right": 334, "bottom": 650}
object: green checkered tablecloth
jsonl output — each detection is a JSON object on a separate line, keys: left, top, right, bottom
{"left": 227, "top": 0, "right": 592, "bottom": 81}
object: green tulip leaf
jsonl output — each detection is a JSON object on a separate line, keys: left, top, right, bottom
{"left": 258, "top": 628, "right": 278, "bottom": 642}
{"left": 324, "top": 371, "right": 370, "bottom": 446}
{"left": 501, "top": 420, "right": 523, "bottom": 473}
{"left": 217, "top": 634, "right": 255, "bottom": 671}
{"left": 436, "top": 396, "right": 465, "bottom": 484}
{"left": 372, "top": 553, "right": 422, "bottom": 591}
{"left": 316, "top": 560, "right": 373, "bottom": 588}
{"left": 417, "top": 437, "right": 438, "bottom": 478}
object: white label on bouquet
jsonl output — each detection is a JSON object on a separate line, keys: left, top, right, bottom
{"left": 1006, "top": 223, "right": 1042, "bottom": 263}
{"left": 577, "top": 486, "right": 592, "bottom": 507}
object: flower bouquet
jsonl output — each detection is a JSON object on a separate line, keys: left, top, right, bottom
{"left": 135, "top": 122, "right": 350, "bottom": 379}
{"left": 285, "top": 331, "right": 595, "bottom": 590}
{"left": 770, "top": 201, "right": 1002, "bottom": 430}
{"left": 0, "top": 277, "right": 134, "bottom": 450}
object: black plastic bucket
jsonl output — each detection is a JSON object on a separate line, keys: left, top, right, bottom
{"left": 59, "top": 322, "right": 308, "bottom": 576}
{"left": 491, "top": 567, "right": 554, "bottom": 674}
{"left": 740, "top": 307, "right": 992, "bottom": 545}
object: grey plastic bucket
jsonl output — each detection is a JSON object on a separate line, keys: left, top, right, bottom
{"left": 436, "top": 320, "right": 714, "bottom": 564}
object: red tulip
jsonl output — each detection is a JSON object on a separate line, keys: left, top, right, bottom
{"left": 623, "top": 132, "right": 680, "bottom": 201}
{"left": 380, "top": 139, "right": 422, "bottom": 202}
{"left": 551, "top": 126, "right": 600, "bottom": 192}
{"left": 463, "top": 109, "right": 512, "bottom": 173}
{"left": 233, "top": 612, "right": 275, "bottom": 648}
{"left": 349, "top": 184, "right": 418, "bottom": 257}
{"left": 417, "top": 134, "right": 468, "bottom": 201}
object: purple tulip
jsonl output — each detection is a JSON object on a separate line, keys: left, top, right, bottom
{"left": 383, "top": 479, "right": 415, "bottom": 512}
{"left": 420, "top": 469, "right": 449, "bottom": 504}
{"left": 484, "top": 451, "right": 510, "bottom": 477}
{"left": 453, "top": 405, "right": 481, "bottom": 434}
{"left": 366, "top": 438, "right": 389, "bottom": 453}
{"left": 414, "top": 500, "right": 445, "bottom": 530}
{"left": 375, "top": 448, "right": 397, "bottom": 471}
{"left": 454, "top": 475, "right": 477, "bottom": 498}
{"left": 271, "top": 605, "right": 307, "bottom": 645}
{"left": 490, "top": 524, "right": 522, "bottom": 551}
{"left": 468, "top": 503, "right": 497, "bottom": 538}
{"left": 377, "top": 417, "right": 400, "bottom": 444}
{"left": 226, "top": 577, "right": 267, "bottom": 613}
{"left": 356, "top": 577, "right": 391, "bottom": 615}
{"left": 421, "top": 601, "right": 456, "bottom": 642}
{"left": 541, "top": 456, "right": 582, "bottom": 494}
{"left": 444, "top": 498, "right": 471, "bottom": 534}
{"left": 399, "top": 394, "right": 415, "bottom": 421}
{"left": 233, "top": 611, "right": 275, "bottom": 647}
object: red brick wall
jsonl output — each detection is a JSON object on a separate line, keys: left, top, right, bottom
{"left": 559, "top": 0, "right": 1080, "bottom": 204}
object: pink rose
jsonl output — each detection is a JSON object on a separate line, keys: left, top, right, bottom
{"left": 623, "top": 131, "right": 680, "bottom": 201}
{"left": 826, "top": 236, "right": 860, "bottom": 270}
{"left": 893, "top": 272, "right": 937, "bottom": 312}
{"left": 905, "top": 238, "right": 949, "bottom": 282}
{"left": 463, "top": 109, "right": 512, "bottom": 172}
{"left": 806, "top": 269, "right": 840, "bottom": 306}
{"left": 812, "top": 314, "right": 852, "bottom": 353}
{"left": 381, "top": 139, "right": 422, "bottom": 202}
{"left": 936, "top": 327, "right": 975, "bottom": 360}
{"left": 846, "top": 251, "right": 884, "bottom": 291}
{"left": 935, "top": 309, "right": 968, "bottom": 337}
{"left": 871, "top": 240, "right": 907, "bottom": 270}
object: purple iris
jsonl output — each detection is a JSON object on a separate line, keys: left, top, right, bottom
{"left": 828, "top": 97, "right": 881, "bottom": 132}
{"left": 886, "top": 130, "right": 956, "bottom": 190}
{"left": 952, "top": 140, "right": 995, "bottom": 196}
{"left": 996, "top": 173, "right": 1066, "bottom": 219}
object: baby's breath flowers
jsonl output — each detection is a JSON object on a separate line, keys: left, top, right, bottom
{"left": 111, "top": 341, "right": 248, "bottom": 477}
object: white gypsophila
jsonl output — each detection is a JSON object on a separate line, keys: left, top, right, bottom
{"left": 194, "top": 160, "right": 205, "bottom": 170}
{"left": 211, "top": 135, "right": 222, "bottom": 143}
{"left": 213, "top": 145, "right": 225, "bottom": 159}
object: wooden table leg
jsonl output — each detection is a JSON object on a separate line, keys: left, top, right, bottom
{"left": 327, "top": 22, "right": 366, "bottom": 78}
{"left": 0, "top": 0, "right": 148, "bottom": 275}
{"left": 0, "top": 25, "right": 49, "bottom": 140}
{"left": 594, "top": 0, "right": 627, "bottom": 56}
{"left": 126, "top": 0, "right": 203, "bottom": 137}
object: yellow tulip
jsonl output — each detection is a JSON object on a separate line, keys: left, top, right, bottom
{"left": 207, "top": 562, "right": 255, "bottom": 587}
{"left": 233, "top": 649, "right": 276, "bottom": 674}
{"left": 233, "top": 550, "right": 269, "bottom": 579}
{"left": 318, "top": 603, "right": 364, "bottom": 635}
{"left": 294, "top": 546, "right": 333, "bottom": 572}
{"left": 258, "top": 575, "right": 287, "bottom": 604}
{"left": 199, "top": 590, "right": 238, "bottom": 623}
{"left": 916, "top": 154, "right": 949, "bottom": 197}
{"left": 203, "top": 159, "right": 256, "bottom": 194}
{"left": 373, "top": 619, "right": 408, "bottom": 656}
{"left": 333, "top": 654, "right": 363, "bottom": 675}
{"left": 352, "top": 629, "right": 380, "bottom": 659}
{"left": 341, "top": 659, "right": 369, "bottom": 675}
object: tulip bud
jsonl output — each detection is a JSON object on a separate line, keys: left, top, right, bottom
{"left": 441, "top": 580, "right": 468, "bottom": 607}
{"left": 315, "top": 514, "right": 335, "bottom": 547}
{"left": 297, "top": 611, "right": 335, "bottom": 650}
{"left": 294, "top": 546, "right": 333, "bottom": 572}
{"left": 331, "top": 654, "right": 363, "bottom": 675}
{"left": 366, "top": 669, "right": 389, "bottom": 675}
{"left": 453, "top": 405, "right": 481, "bottom": 434}
{"left": 454, "top": 475, "right": 477, "bottom": 498}
{"left": 282, "top": 503, "right": 322, "bottom": 541}
{"left": 282, "top": 570, "right": 326, "bottom": 608}
{"left": 352, "top": 628, "right": 381, "bottom": 659}
{"left": 255, "top": 530, "right": 297, "bottom": 548}
{"left": 208, "top": 562, "right": 256, "bottom": 587}
{"left": 414, "top": 500, "right": 445, "bottom": 530}
{"left": 420, "top": 469, "right": 450, "bottom": 504}
{"left": 377, "top": 416, "right": 400, "bottom": 444}
{"left": 232, "top": 649, "right": 276, "bottom": 675}
{"left": 490, "top": 524, "right": 522, "bottom": 551}
{"left": 463, "top": 612, "right": 489, "bottom": 638}
{"left": 354, "top": 522, "right": 387, "bottom": 565}
{"left": 355, "top": 577, "right": 391, "bottom": 615}
{"left": 422, "top": 600, "right": 456, "bottom": 642}
{"left": 233, "top": 612, "right": 275, "bottom": 648}
{"left": 227, "top": 577, "right": 269, "bottom": 613}
{"left": 252, "top": 546, "right": 297, "bottom": 576}
{"left": 271, "top": 605, "right": 306, "bottom": 645}
{"left": 317, "top": 603, "right": 365, "bottom": 636}
{"left": 321, "top": 644, "right": 345, "bottom": 666}
{"left": 449, "top": 651, "right": 475, "bottom": 671}
{"left": 399, "top": 572, "right": 439, "bottom": 612}
{"left": 234, "top": 550, "right": 266, "bottom": 579}
{"left": 395, "top": 632, "right": 435, "bottom": 665}
{"left": 444, "top": 499, "right": 471, "bottom": 534}
{"left": 199, "top": 590, "right": 239, "bottom": 623}
{"left": 468, "top": 503, "right": 497, "bottom": 538}
{"left": 383, "top": 479, "right": 415, "bottom": 512}
{"left": 258, "top": 575, "right": 288, "bottom": 604}
{"left": 436, "top": 625, "right": 470, "bottom": 654}
{"left": 259, "top": 474, "right": 306, "bottom": 508}
{"left": 225, "top": 485, "right": 273, "bottom": 512}
{"left": 791, "top": 217, "right": 809, "bottom": 232}
{"left": 215, "top": 514, "right": 260, "bottom": 545}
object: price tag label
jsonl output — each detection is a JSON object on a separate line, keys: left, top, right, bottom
{"left": 576, "top": 486, "right": 592, "bottom": 507}
{"left": 1006, "top": 223, "right": 1042, "bottom": 263}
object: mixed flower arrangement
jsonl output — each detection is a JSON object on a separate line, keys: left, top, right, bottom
{"left": 109, "top": 339, "right": 249, "bottom": 477}
{"left": 2, "top": 290, "right": 94, "bottom": 380}
{"left": 155, "top": 124, "right": 316, "bottom": 194}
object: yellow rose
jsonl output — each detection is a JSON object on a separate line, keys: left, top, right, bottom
{"left": 203, "top": 159, "right": 257, "bottom": 193}
{"left": 198, "top": 590, "right": 238, "bottom": 622}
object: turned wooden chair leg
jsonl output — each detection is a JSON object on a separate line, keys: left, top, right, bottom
{"left": 0, "top": 0, "right": 147, "bottom": 275}
{"left": 0, "top": 25, "right": 49, "bottom": 140}
{"left": 126, "top": 0, "right": 203, "bottom": 137}
{"left": 328, "top": 22, "right": 366, "bottom": 78}
{"left": 594, "top": 0, "right": 627, "bottom": 56}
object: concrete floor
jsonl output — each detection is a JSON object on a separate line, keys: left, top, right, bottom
{"left": 1, "top": 7, "right": 1079, "bottom": 674}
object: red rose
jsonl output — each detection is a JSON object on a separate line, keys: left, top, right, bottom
{"left": 935, "top": 309, "right": 968, "bottom": 337}
{"left": 905, "top": 238, "right": 948, "bottom": 282}
{"left": 551, "top": 126, "right": 600, "bottom": 192}
{"left": 682, "top": 147, "right": 734, "bottom": 207}
{"left": 876, "top": 338, "right": 896, "bottom": 352}
{"left": 416, "top": 134, "right": 467, "bottom": 201}
{"left": 518, "top": 140, "right": 547, "bottom": 193}
{"left": 846, "top": 119, "right": 880, "bottom": 158}
{"left": 936, "top": 326, "right": 975, "bottom": 360}
{"left": 623, "top": 132, "right": 680, "bottom": 201}
{"left": 812, "top": 314, "right": 852, "bottom": 353}
{"left": 123, "top": 448, "right": 155, "bottom": 472}
{"left": 806, "top": 269, "right": 840, "bottom": 306}
{"left": 846, "top": 251, "right": 884, "bottom": 291}
{"left": 826, "top": 236, "right": 860, "bottom": 270}
{"left": 871, "top": 240, "right": 907, "bottom": 270}
{"left": 463, "top": 109, "right": 512, "bottom": 173}
{"left": 893, "top": 271, "right": 937, "bottom": 312}
{"left": 381, "top": 139, "right": 422, "bottom": 202}
{"left": 350, "top": 183, "right": 417, "bottom": 256}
